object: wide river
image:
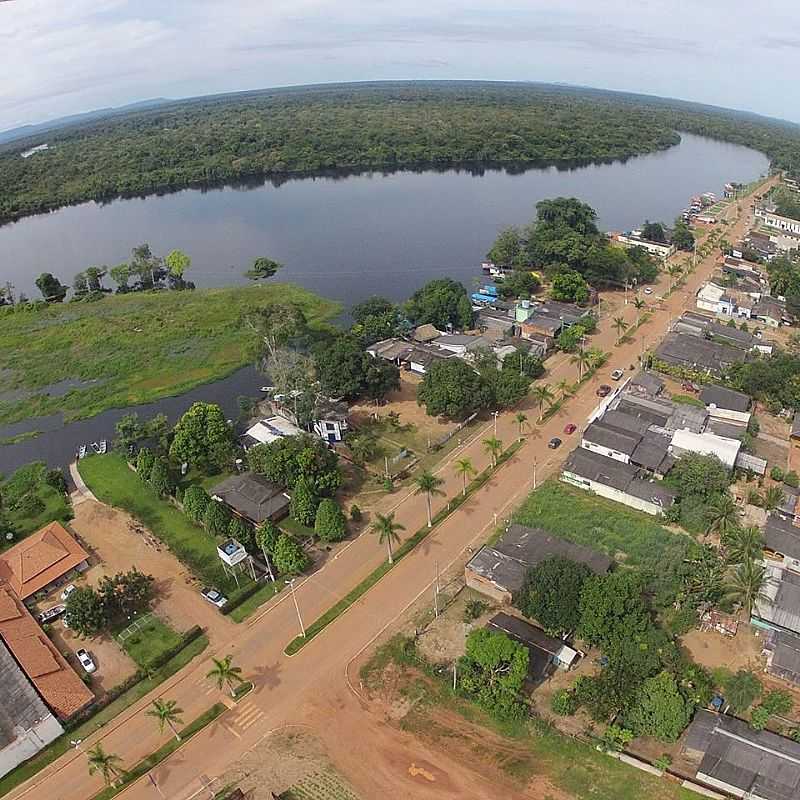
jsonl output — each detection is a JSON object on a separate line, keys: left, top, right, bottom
{"left": 0, "top": 133, "right": 769, "bottom": 303}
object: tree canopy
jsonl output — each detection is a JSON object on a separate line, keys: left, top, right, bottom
{"left": 404, "top": 278, "right": 473, "bottom": 330}
{"left": 313, "top": 334, "right": 400, "bottom": 400}
{"left": 169, "top": 402, "right": 235, "bottom": 472}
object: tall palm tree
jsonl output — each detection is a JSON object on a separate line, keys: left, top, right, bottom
{"left": 705, "top": 493, "right": 739, "bottom": 542}
{"left": 206, "top": 655, "right": 244, "bottom": 698}
{"left": 612, "top": 316, "right": 629, "bottom": 343}
{"left": 415, "top": 471, "right": 446, "bottom": 527}
{"left": 586, "top": 347, "right": 606, "bottom": 369}
{"left": 514, "top": 412, "right": 529, "bottom": 441}
{"left": 725, "top": 557, "right": 768, "bottom": 617}
{"left": 87, "top": 744, "right": 125, "bottom": 787}
{"left": 555, "top": 378, "right": 573, "bottom": 401}
{"left": 454, "top": 458, "right": 477, "bottom": 496}
{"left": 146, "top": 698, "right": 184, "bottom": 742}
{"left": 531, "top": 384, "right": 554, "bottom": 421}
{"left": 371, "top": 512, "right": 405, "bottom": 564}
{"left": 763, "top": 486, "right": 785, "bottom": 513}
{"left": 668, "top": 263, "right": 683, "bottom": 291}
{"left": 632, "top": 297, "right": 646, "bottom": 325}
{"left": 483, "top": 436, "right": 503, "bottom": 468}
{"left": 570, "top": 350, "right": 592, "bottom": 381}
{"left": 724, "top": 525, "right": 764, "bottom": 565}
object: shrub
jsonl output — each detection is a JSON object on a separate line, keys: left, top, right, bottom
{"left": 255, "top": 520, "right": 280, "bottom": 556}
{"left": 228, "top": 516, "right": 255, "bottom": 551}
{"left": 463, "top": 599, "right": 488, "bottom": 622}
{"left": 724, "top": 670, "right": 762, "bottom": 713}
{"left": 136, "top": 448, "right": 155, "bottom": 481}
{"left": 786, "top": 471, "right": 800, "bottom": 489}
{"left": 314, "top": 499, "right": 347, "bottom": 542}
{"left": 350, "top": 504, "right": 362, "bottom": 522}
{"left": 45, "top": 468, "right": 67, "bottom": 493}
{"left": 203, "top": 500, "right": 232, "bottom": 537}
{"left": 551, "top": 689, "right": 578, "bottom": 716}
{"left": 183, "top": 485, "right": 210, "bottom": 523}
{"left": 148, "top": 458, "right": 173, "bottom": 497}
{"left": 771, "top": 466, "right": 785, "bottom": 482}
{"left": 15, "top": 493, "right": 45, "bottom": 518}
{"left": 273, "top": 533, "right": 310, "bottom": 575}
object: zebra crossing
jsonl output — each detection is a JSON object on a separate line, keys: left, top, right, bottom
{"left": 231, "top": 699, "right": 265, "bottom": 733}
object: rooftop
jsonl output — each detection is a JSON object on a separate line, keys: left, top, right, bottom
{"left": 755, "top": 565, "right": 800, "bottom": 636}
{"left": 0, "top": 522, "right": 89, "bottom": 600}
{"left": 627, "top": 371, "right": 664, "bottom": 397}
{"left": 770, "top": 630, "right": 800, "bottom": 678}
{"left": 368, "top": 338, "right": 414, "bottom": 362}
{"left": 562, "top": 447, "right": 639, "bottom": 492}
{"left": 670, "top": 429, "right": 742, "bottom": 470}
{"left": 600, "top": 410, "right": 652, "bottom": 437}
{"left": 244, "top": 416, "right": 304, "bottom": 446}
{"left": 211, "top": 472, "right": 290, "bottom": 524}
{"left": 314, "top": 398, "right": 349, "bottom": 421}
{"left": 700, "top": 385, "right": 751, "bottom": 413}
{"left": 765, "top": 515, "right": 800, "bottom": 561}
{"left": 465, "top": 547, "right": 528, "bottom": 596}
{"left": 582, "top": 420, "right": 642, "bottom": 457}
{"left": 413, "top": 323, "right": 442, "bottom": 342}
{"left": 630, "top": 431, "right": 673, "bottom": 472}
{"left": 667, "top": 404, "right": 708, "bottom": 434}
{"left": 655, "top": 332, "right": 747, "bottom": 374}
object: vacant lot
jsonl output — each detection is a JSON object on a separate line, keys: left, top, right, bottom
{"left": 0, "top": 461, "right": 72, "bottom": 542}
{"left": 0, "top": 283, "right": 339, "bottom": 425}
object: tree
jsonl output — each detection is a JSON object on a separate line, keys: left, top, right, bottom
{"left": 206, "top": 655, "right": 244, "bottom": 698}
{"left": 578, "top": 572, "right": 649, "bottom": 649}
{"left": 255, "top": 520, "right": 280, "bottom": 579}
{"left": 486, "top": 368, "right": 532, "bottom": 409}
{"left": 72, "top": 271, "right": 89, "bottom": 299}
{"left": 246, "top": 257, "right": 282, "bottom": 280}
{"left": 502, "top": 349, "right": 544, "bottom": 379}
{"left": 515, "top": 412, "right": 529, "bottom": 441}
{"left": 404, "top": 278, "right": 473, "bottom": 330}
{"left": 498, "top": 269, "right": 540, "bottom": 300}
{"left": 667, "top": 263, "right": 683, "bottom": 291}
{"left": 705, "top": 493, "right": 739, "bottom": 541}
{"left": 550, "top": 270, "right": 590, "bottom": 304}
{"left": 273, "top": 533, "right": 310, "bottom": 575}
{"left": 751, "top": 689, "right": 793, "bottom": 730}
{"left": 641, "top": 221, "right": 668, "bottom": 243}
{"left": 531, "top": 383, "right": 554, "bottom": 421}
{"left": 632, "top": 296, "right": 646, "bottom": 325}
{"left": 165, "top": 249, "right": 191, "bottom": 278}
{"left": 487, "top": 226, "right": 525, "bottom": 267}
{"left": 551, "top": 689, "right": 579, "bottom": 716}
{"left": 228, "top": 515, "right": 255, "bottom": 551}
{"left": 247, "top": 434, "right": 341, "bottom": 496}
{"left": 290, "top": 476, "right": 319, "bottom": 527}
{"left": 371, "top": 512, "right": 404, "bottom": 564}
{"left": 415, "top": 471, "right": 445, "bottom": 527}
{"left": 147, "top": 698, "right": 184, "bottom": 741}
{"left": 136, "top": 447, "right": 155, "bottom": 482}
{"left": 725, "top": 557, "right": 767, "bottom": 617}
{"left": 516, "top": 556, "right": 591, "bottom": 637}
{"left": 351, "top": 296, "right": 396, "bottom": 323}
{"left": 182, "top": 485, "right": 210, "bottom": 523}
{"left": 763, "top": 485, "right": 785, "bottom": 512}
{"left": 147, "top": 457, "right": 173, "bottom": 497}
{"left": 203, "top": 500, "right": 232, "bottom": 537}
{"left": 454, "top": 458, "right": 476, "bottom": 496}
{"left": 169, "top": 402, "right": 234, "bottom": 472}
{"left": 417, "top": 358, "right": 485, "bottom": 418}
{"left": 570, "top": 350, "right": 592, "bottom": 381}
{"left": 314, "top": 499, "right": 347, "bottom": 542}
{"left": 35, "top": 272, "right": 67, "bottom": 303}
{"left": 672, "top": 219, "right": 695, "bottom": 251}
{"left": 625, "top": 671, "right": 692, "bottom": 742}
{"left": 724, "top": 670, "right": 762, "bottom": 714}
{"left": 482, "top": 436, "right": 503, "bottom": 468}
{"left": 612, "top": 316, "right": 629, "bottom": 343}
{"left": 724, "top": 526, "right": 763, "bottom": 565}
{"left": 87, "top": 744, "right": 125, "bottom": 787}
{"left": 313, "top": 334, "right": 399, "bottom": 400}
{"left": 109, "top": 263, "right": 132, "bottom": 292}
{"left": 666, "top": 453, "right": 731, "bottom": 502}
{"left": 458, "top": 628, "right": 529, "bottom": 720}
{"left": 97, "top": 569, "right": 155, "bottom": 622}
{"left": 65, "top": 586, "right": 107, "bottom": 637}
{"left": 85, "top": 266, "right": 107, "bottom": 293}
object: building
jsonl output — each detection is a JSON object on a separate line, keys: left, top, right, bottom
{"left": 614, "top": 233, "right": 675, "bottom": 260}
{"left": 669, "top": 429, "right": 741, "bottom": 471}
{"left": 753, "top": 299, "right": 787, "bottom": 328}
{"left": 476, "top": 306, "right": 515, "bottom": 338}
{"left": 520, "top": 314, "right": 562, "bottom": 339}
{"left": 753, "top": 564, "right": 800, "bottom": 637}
{"left": 0, "top": 638, "right": 64, "bottom": 779}
{"left": 764, "top": 629, "right": 800, "bottom": 686}
{"left": 312, "top": 399, "right": 349, "bottom": 444}
{"left": 699, "top": 385, "right": 752, "bottom": 425}
{"left": 432, "top": 334, "right": 492, "bottom": 358}
{"left": 412, "top": 324, "right": 442, "bottom": 343}
{"left": 683, "top": 709, "right": 800, "bottom": 800}
{"left": 722, "top": 255, "right": 763, "bottom": 281}
{"left": 0, "top": 584, "right": 93, "bottom": 720}
{"left": 241, "top": 415, "right": 304, "bottom": 448}
{"left": 764, "top": 515, "right": 800, "bottom": 573}
{"left": 464, "top": 524, "right": 611, "bottom": 605}
{"left": 627, "top": 371, "right": 664, "bottom": 398}
{"left": 755, "top": 205, "right": 800, "bottom": 235}
{"left": 210, "top": 472, "right": 290, "bottom": 524}
{"left": 405, "top": 345, "right": 454, "bottom": 374}
{"left": 581, "top": 419, "right": 643, "bottom": 465}
{"left": 654, "top": 332, "right": 748, "bottom": 376}
{"left": 0, "top": 522, "right": 89, "bottom": 601}
{"left": 695, "top": 282, "right": 726, "bottom": 314}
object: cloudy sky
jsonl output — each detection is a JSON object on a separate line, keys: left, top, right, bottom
{"left": 1, "top": 0, "right": 798, "bottom": 132}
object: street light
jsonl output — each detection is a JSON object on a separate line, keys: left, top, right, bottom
{"left": 493, "top": 411, "right": 499, "bottom": 436}
{"left": 286, "top": 579, "right": 305, "bottom": 638}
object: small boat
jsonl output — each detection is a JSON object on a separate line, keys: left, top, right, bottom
{"left": 260, "top": 386, "right": 275, "bottom": 393}
{"left": 78, "top": 445, "right": 87, "bottom": 459}
{"left": 98, "top": 440, "right": 107, "bottom": 455}
{"left": 90, "top": 442, "right": 101, "bottom": 454}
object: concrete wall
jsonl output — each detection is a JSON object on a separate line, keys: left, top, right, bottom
{"left": 0, "top": 714, "right": 63, "bottom": 779}
{"left": 580, "top": 439, "right": 631, "bottom": 464}
{"left": 561, "top": 472, "right": 663, "bottom": 516}
{"left": 464, "top": 569, "right": 511, "bottom": 605}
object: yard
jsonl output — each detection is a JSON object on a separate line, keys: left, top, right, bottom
{"left": 116, "top": 614, "right": 183, "bottom": 669}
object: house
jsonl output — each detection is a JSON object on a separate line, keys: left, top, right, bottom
{"left": 764, "top": 629, "right": 800, "bottom": 686}
{"left": 0, "top": 522, "right": 89, "bottom": 601}
{"left": 412, "top": 324, "right": 442, "bottom": 344}
{"left": 520, "top": 314, "right": 562, "bottom": 339}
{"left": 700, "top": 385, "right": 752, "bottom": 425}
{"left": 0, "top": 585, "right": 93, "bottom": 720}
{"left": 476, "top": 306, "right": 515, "bottom": 338}
{"left": 486, "top": 613, "right": 579, "bottom": 681}
{"left": 367, "top": 338, "right": 414, "bottom": 365}
{"left": 464, "top": 524, "right": 611, "bottom": 604}
{"left": 753, "top": 564, "right": 800, "bottom": 637}
{"left": 581, "top": 419, "right": 643, "bottom": 464}
{"left": 744, "top": 231, "right": 778, "bottom": 260}
{"left": 755, "top": 205, "right": 800, "bottom": 235}
{"left": 614, "top": 233, "right": 675, "bottom": 260}
{"left": 312, "top": 399, "right": 349, "bottom": 444}
{"left": 654, "top": 332, "right": 748, "bottom": 376}
{"left": 670, "top": 429, "right": 741, "bottom": 471}
{"left": 764, "top": 515, "right": 800, "bottom": 573}
{"left": 752, "top": 299, "right": 786, "bottom": 328}
{"left": 722, "top": 255, "right": 763, "bottom": 281}
{"left": 406, "top": 345, "right": 454, "bottom": 374}
{"left": 210, "top": 472, "right": 290, "bottom": 524}
{"left": 627, "top": 371, "right": 664, "bottom": 398}
{"left": 683, "top": 709, "right": 800, "bottom": 800}
{"left": 432, "top": 334, "right": 491, "bottom": 358}
{"left": 242, "top": 415, "right": 304, "bottom": 448}
{"left": 695, "top": 282, "right": 726, "bottom": 314}
{"left": 0, "top": 637, "right": 63, "bottom": 779}
{"left": 629, "top": 431, "right": 674, "bottom": 478}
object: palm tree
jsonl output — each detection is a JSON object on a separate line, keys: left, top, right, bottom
{"left": 705, "top": 493, "right": 739, "bottom": 542}
{"left": 724, "top": 525, "right": 764, "bottom": 565}
{"left": 531, "top": 384, "right": 554, "bottom": 421}
{"left": 612, "top": 316, "right": 629, "bottom": 343}
{"left": 415, "top": 471, "right": 446, "bottom": 527}
{"left": 725, "top": 557, "right": 768, "bottom": 617}
{"left": 87, "top": 744, "right": 125, "bottom": 787}
{"left": 514, "top": 412, "right": 529, "bottom": 441}
{"left": 667, "top": 263, "right": 683, "bottom": 292}
{"left": 570, "top": 350, "right": 592, "bottom": 381}
{"left": 763, "top": 486, "right": 785, "bottom": 513}
{"left": 555, "top": 378, "right": 573, "bottom": 401}
{"left": 206, "top": 655, "right": 244, "bottom": 698}
{"left": 454, "top": 458, "right": 476, "bottom": 496}
{"left": 371, "top": 511, "right": 405, "bottom": 564}
{"left": 146, "top": 698, "right": 184, "bottom": 742}
{"left": 632, "top": 297, "right": 646, "bottom": 325}
{"left": 483, "top": 436, "right": 503, "bottom": 468}
{"left": 586, "top": 347, "right": 606, "bottom": 369}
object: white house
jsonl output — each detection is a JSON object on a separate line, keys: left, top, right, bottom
{"left": 669, "top": 429, "right": 742, "bottom": 471}
{"left": 696, "top": 283, "right": 726, "bottom": 314}
{"left": 755, "top": 206, "right": 800, "bottom": 235}
{"left": 699, "top": 385, "right": 752, "bottom": 426}
{"left": 313, "top": 399, "right": 349, "bottom": 443}
{"left": 243, "top": 415, "right": 304, "bottom": 447}
{"left": 614, "top": 233, "right": 675, "bottom": 261}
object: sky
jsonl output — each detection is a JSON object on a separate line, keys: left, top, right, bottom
{"left": 1, "top": 0, "right": 798, "bottom": 132}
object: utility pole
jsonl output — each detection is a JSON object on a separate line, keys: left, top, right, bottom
{"left": 435, "top": 560, "right": 441, "bottom": 594}
{"left": 286, "top": 579, "right": 305, "bottom": 637}
{"left": 532, "top": 459, "right": 537, "bottom": 490}
{"left": 433, "top": 581, "right": 439, "bottom": 618}
{"left": 493, "top": 411, "right": 499, "bottom": 436}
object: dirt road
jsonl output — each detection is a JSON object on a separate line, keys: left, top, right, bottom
{"left": 9, "top": 176, "right": 776, "bottom": 800}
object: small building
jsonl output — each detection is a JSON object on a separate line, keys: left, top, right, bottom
{"left": 476, "top": 306, "right": 515, "bottom": 338}
{"left": 627, "top": 371, "right": 664, "bottom": 398}
{"left": 753, "top": 299, "right": 786, "bottom": 328}
{"left": 432, "top": 334, "right": 491, "bottom": 358}
{"left": 406, "top": 345, "right": 454, "bottom": 374}
{"left": 520, "top": 314, "right": 563, "bottom": 339}
{"left": 614, "top": 233, "right": 675, "bottom": 261}
{"left": 695, "top": 282, "right": 726, "bottom": 314}
{"left": 313, "top": 399, "right": 349, "bottom": 444}
{"left": 367, "top": 338, "right": 414, "bottom": 365}
{"left": 699, "top": 385, "right": 752, "bottom": 425}
{"left": 755, "top": 205, "right": 800, "bottom": 235}
{"left": 211, "top": 472, "right": 290, "bottom": 524}
{"left": 0, "top": 522, "right": 89, "bottom": 601}
{"left": 753, "top": 564, "right": 800, "bottom": 636}
{"left": 654, "top": 332, "right": 748, "bottom": 376}
{"left": 764, "top": 515, "right": 800, "bottom": 573}
{"left": 242, "top": 415, "right": 304, "bottom": 448}
{"left": 412, "top": 324, "right": 442, "bottom": 343}
{"left": 669, "top": 429, "right": 741, "bottom": 471}
{"left": 630, "top": 431, "right": 674, "bottom": 478}
{"left": 581, "top": 420, "right": 642, "bottom": 465}
{"left": 764, "top": 629, "right": 800, "bottom": 686}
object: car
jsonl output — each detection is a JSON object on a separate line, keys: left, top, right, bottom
{"left": 643, "top": 287, "right": 654, "bottom": 295}
{"left": 547, "top": 437, "right": 562, "bottom": 449}
{"left": 564, "top": 423, "right": 577, "bottom": 434}
{"left": 596, "top": 384, "right": 612, "bottom": 397}
{"left": 76, "top": 648, "right": 96, "bottom": 674}
{"left": 681, "top": 381, "right": 699, "bottom": 393}
{"left": 610, "top": 369, "right": 625, "bottom": 381}
{"left": 37, "top": 604, "right": 66, "bottom": 624}
{"left": 200, "top": 587, "right": 228, "bottom": 609}
{"left": 60, "top": 584, "right": 76, "bottom": 601}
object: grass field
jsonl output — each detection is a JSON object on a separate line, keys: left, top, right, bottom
{"left": 280, "top": 770, "right": 361, "bottom": 800}
{"left": 0, "top": 284, "right": 339, "bottom": 425}
{"left": 117, "top": 615, "right": 183, "bottom": 669}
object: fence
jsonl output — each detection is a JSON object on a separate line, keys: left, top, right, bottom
{"left": 116, "top": 612, "right": 153, "bottom": 643}
{"left": 429, "top": 411, "right": 478, "bottom": 451}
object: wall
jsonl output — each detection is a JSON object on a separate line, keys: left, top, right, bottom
{"left": 464, "top": 569, "right": 512, "bottom": 605}
{"left": 0, "top": 714, "right": 63, "bottom": 779}
{"left": 580, "top": 438, "right": 631, "bottom": 464}
{"left": 560, "top": 472, "right": 663, "bottom": 515}
{"left": 706, "top": 407, "right": 751, "bottom": 425}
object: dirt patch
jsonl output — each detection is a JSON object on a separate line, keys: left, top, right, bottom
{"left": 681, "top": 625, "right": 766, "bottom": 673}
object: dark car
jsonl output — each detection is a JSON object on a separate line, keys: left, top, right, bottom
{"left": 596, "top": 384, "right": 612, "bottom": 397}
{"left": 564, "top": 423, "right": 577, "bottom": 435}
{"left": 548, "top": 437, "right": 562, "bottom": 449}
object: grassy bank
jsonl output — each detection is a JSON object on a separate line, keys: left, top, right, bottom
{"left": 0, "top": 283, "right": 339, "bottom": 426}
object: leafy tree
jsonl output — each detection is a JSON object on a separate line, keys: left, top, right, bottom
{"left": 351, "top": 295, "right": 396, "bottom": 323}
{"left": 551, "top": 689, "right": 578, "bottom": 716}
{"left": 641, "top": 221, "right": 668, "bottom": 243}
{"left": 65, "top": 586, "right": 107, "bottom": 637}
{"left": 672, "top": 219, "right": 695, "bottom": 251}
{"left": 786, "top": 471, "right": 800, "bottom": 489}
{"left": 625, "top": 671, "right": 692, "bottom": 742}
{"left": 273, "top": 533, "right": 310, "bottom": 575}
{"left": 147, "top": 457, "right": 173, "bottom": 497}
{"left": 705, "top": 493, "right": 739, "bottom": 541}
{"left": 370, "top": 512, "right": 405, "bottom": 564}
{"left": 487, "top": 226, "right": 526, "bottom": 267}
{"left": 482, "top": 436, "right": 503, "bottom": 468}
{"left": 724, "top": 526, "right": 763, "bottom": 565}
{"left": 666, "top": 454, "right": 731, "bottom": 502}
{"left": 146, "top": 698, "right": 184, "bottom": 741}
{"left": 135, "top": 447, "right": 155, "bottom": 481}
{"left": 228, "top": 515, "right": 255, "bottom": 552}
{"left": 290, "top": 475, "right": 319, "bottom": 527}
{"left": 109, "top": 263, "right": 132, "bottom": 292}
{"left": 72, "top": 271, "right": 89, "bottom": 299}
{"left": 458, "top": 629, "right": 529, "bottom": 720}
{"left": 86, "top": 744, "right": 125, "bottom": 787}
{"left": 255, "top": 520, "right": 280, "bottom": 557}
{"left": 203, "top": 500, "right": 232, "bottom": 537}
{"left": 550, "top": 270, "right": 590, "bottom": 303}
{"left": 454, "top": 458, "right": 476, "bottom": 495}
{"left": 169, "top": 402, "right": 234, "bottom": 472}
{"left": 724, "top": 670, "right": 762, "bottom": 713}
{"left": 415, "top": 471, "right": 445, "bottom": 527}
{"left": 247, "top": 434, "right": 341, "bottom": 496}
{"left": 85, "top": 266, "right": 107, "bottom": 293}
{"left": 535, "top": 197, "right": 599, "bottom": 235}
{"left": 246, "top": 257, "right": 282, "bottom": 280}
{"left": 182, "top": 485, "right": 211, "bottom": 523}
{"left": 404, "top": 278, "right": 473, "bottom": 330}
{"left": 314, "top": 334, "right": 399, "bottom": 400}
{"left": 165, "top": 249, "right": 191, "bottom": 278}
{"left": 497, "top": 269, "right": 540, "bottom": 299}
{"left": 98, "top": 568, "right": 155, "bottom": 621}
{"left": 516, "top": 557, "right": 591, "bottom": 637}
{"left": 485, "top": 368, "right": 532, "bottom": 409}
{"left": 502, "top": 349, "right": 544, "bottom": 379}
{"left": 314, "top": 498, "right": 347, "bottom": 542}
{"left": 35, "top": 272, "right": 67, "bottom": 303}
{"left": 417, "top": 358, "right": 485, "bottom": 418}
{"left": 531, "top": 383, "right": 554, "bottom": 421}
{"left": 578, "top": 572, "right": 649, "bottom": 649}
{"left": 206, "top": 654, "right": 244, "bottom": 698}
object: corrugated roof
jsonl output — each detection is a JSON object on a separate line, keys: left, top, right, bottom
{"left": 496, "top": 525, "right": 612, "bottom": 575}
{"left": 771, "top": 631, "right": 800, "bottom": 677}
{"left": 700, "top": 385, "right": 751, "bottom": 413}
{"left": 582, "top": 421, "right": 642, "bottom": 456}
{"left": 630, "top": 431, "right": 672, "bottom": 472}
{"left": 562, "top": 447, "right": 639, "bottom": 491}
{"left": 465, "top": 547, "right": 528, "bottom": 595}
{"left": 765, "top": 516, "right": 800, "bottom": 562}
{"left": 211, "top": 473, "right": 290, "bottom": 524}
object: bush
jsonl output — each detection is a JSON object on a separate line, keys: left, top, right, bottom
{"left": 136, "top": 448, "right": 155, "bottom": 482}
{"left": 350, "top": 504, "right": 362, "bottom": 522}
{"left": 273, "top": 533, "right": 310, "bottom": 575}
{"left": 771, "top": 466, "right": 785, "bottom": 482}
{"left": 786, "top": 471, "right": 800, "bottom": 489}
{"left": 148, "top": 458, "right": 173, "bottom": 496}
{"left": 290, "top": 476, "right": 319, "bottom": 527}
{"left": 463, "top": 598, "right": 488, "bottom": 622}
{"left": 228, "top": 516, "right": 255, "bottom": 551}
{"left": 15, "top": 493, "right": 45, "bottom": 518}
{"left": 203, "top": 500, "right": 232, "bottom": 537}
{"left": 551, "top": 689, "right": 578, "bottom": 716}
{"left": 182, "top": 485, "right": 210, "bottom": 523}
{"left": 45, "top": 469, "right": 67, "bottom": 494}
{"left": 314, "top": 499, "right": 347, "bottom": 542}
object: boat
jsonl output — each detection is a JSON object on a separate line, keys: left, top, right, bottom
{"left": 260, "top": 386, "right": 275, "bottom": 393}
{"left": 90, "top": 442, "right": 101, "bottom": 454}
{"left": 98, "top": 440, "right": 107, "bottom": 455}
{"left": 78, "top": 445, "right": 87, "bottom": 459}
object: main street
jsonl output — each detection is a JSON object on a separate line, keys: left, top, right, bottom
{"left": 10, "top": 176, "right": 775, "bottom": 800}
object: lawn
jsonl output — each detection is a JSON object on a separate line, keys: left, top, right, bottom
{"left": 116, "top": 615, "right": 183, "bottom": 669}
{"left": 512, "top": 481, "right": 695, "bottom": 605}
{"left": 0, "top": 283, "right": 339, "bottom": 426}
{"left": 78, "top": 453, "right": 240, "bottom": 591}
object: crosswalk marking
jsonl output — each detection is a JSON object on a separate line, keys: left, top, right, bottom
{"left": 233, "top": 701, "right": 265, "bottom": 731}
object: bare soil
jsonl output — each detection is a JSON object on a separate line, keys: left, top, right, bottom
{"left": 680, "top": 625, "right": 765, "bottom": 673}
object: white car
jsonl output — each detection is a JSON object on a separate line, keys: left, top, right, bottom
{"left": 37, "top": 604, "right": 66, "bottom": 624}
{"left": 643, "top": 287, "right": 653, "bottom": 295}
{"left": 76, "top": 648, "right": 96, "bottom": 673}
{"left": 61, "top": 584, "right": 76, "bottom": 601}
{"left": 610, "top": 369, "right": 625, "bottom": 381}
{"left": 200, "top": 587, "right": 228, "bottom": 609}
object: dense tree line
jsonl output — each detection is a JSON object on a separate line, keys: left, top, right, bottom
{"left": 3, "top": 81, "right": 796, "bottom": 224}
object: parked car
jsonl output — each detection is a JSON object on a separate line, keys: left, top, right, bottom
{"left": 643, "top": 287, "right": 654, "bottom": 295}
{"left": 60, "top": 584, "right": 76, "bottom": 601}
{"left": 37, "top": 604, "right": 66, "bottom": 624}
{"left": 681, "top": 381, "right": 699, "bottom": 393}
{"left": 200, "top": 587, "right": 228, "bottom": 609}
{"left": 548, "top": 437, "right": 562, "bottom": 449}
{"left": 76, "top": 648, "right": 96, "bottom": 674}
{"left": 610, "top": 369, "right": 625, "bottom": 381}
{"left": 596, "top": 384, "right": 612, "bottom": 397}
{"left": 564, "top": 423, "right": 577, "bottom": 434}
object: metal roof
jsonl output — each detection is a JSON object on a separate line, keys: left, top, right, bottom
{"left": 211, "top": 473, "right": 290, "bottom": 524}
{"left": 655, "top": 332, "right": 747, "bottom": 373}
{"left": 465, "top": 547, "right": 528, "bottom": 595}
{"left": 628, "top": 371, "right": 664, "bottom": 397}
{"left": 582, "top": 421, "right": 642, "bottom": 456}
{"left": 700, "top": 385, "right": 752, "bottom": 413}
{"left": 562, "top": 447, "right": 639, "bottom": 491}
{"left": 600, "top": 410, "right": 652, "bottom": 436}
{"left": 755, "top": 566, "right": 800, "bottom": 636}
{"left": 771, "top": 631, "right": 800, "bottom": 677}
{"left": 765, "top": 516, "right": 800, "bottom": 561}
{"left": 630, "top": 431, "right": 672, "bottom": 472}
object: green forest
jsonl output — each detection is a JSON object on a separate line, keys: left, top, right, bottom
{"left": 3, "top": 81, "right": 798, "bottom": 224}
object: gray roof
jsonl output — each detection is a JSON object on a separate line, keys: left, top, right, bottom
{"left": 525, "top": 314, "right": 562, "bottom": 334}
{"left": 655, "top": 332, "right": 747, "bottom": 374}
{"left": 582, "top": 420, "right": 642, "bottom": 456}
{"left": 771, "top": 630, "right": 800, "bottom": 678}
{"left": 562, "top": 447, "right": 639, "bottom": 492}
{"left": 755, "top": 567, "right": 800, "bottom": 636}
{"left": 618, "top": 395, "right": 672, "bottom": 428}
{"left": 211, "top": 472, "right": 290, "bottom": 524}
{"left": 314, "top": 398, "right": 349, "bottom": 421}
{"left": 486, "top": 612, "right": 562, "bottom": 681}
{"left": 0, "top": 638, "right": 54, "bottom": 749}
{"left": 765, "top": 515, "right": 800, "bottom": 561}
{"left": 667, "top": 404, "right": 708, "bottom": 434}
{"left": 687, "top": 709, "right": 800, "bottom": 800}
{"left": 707, "top": 321, "right": 756, "bottom": 349}
{"left": 465, "top": 547, "right": 528, "bottom": 595}
{"left": 700, "top": 385, "right": 751, "bottom": 413}
{"left": 368, "top": 338, "right": 414, "bottom": 361}
{"left": 535, "top": 300, "right": 589, "bottom": 324}
{"left": 792, "top": 411, "right": 800, "bottom": 439}
{"left": 433, "top": 334, "right": 484, "bottom": 348}
{"left": 706, "top": 419, "right": 748, "bottom": 440}
{"left": 626, "top": 478, "right": 676, "bottom": 507}
{"left": 630, "top": 431, "right": 672, "bottom": 472}
{"left": 628, "top": 371, "right": 664, "bottom": 397}
{"left": 600, "top": 410, "right": 651, "bottom": 436}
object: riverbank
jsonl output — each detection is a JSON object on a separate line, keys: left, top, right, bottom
{"left": 0, "top": 283, "right": 340, "bottom": 427}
